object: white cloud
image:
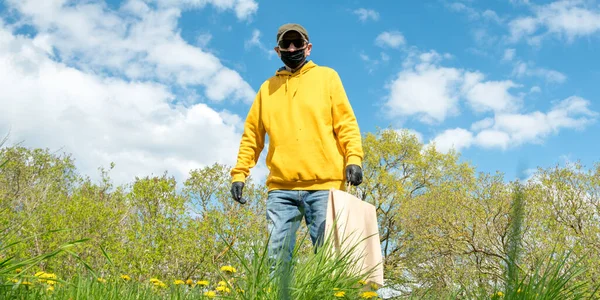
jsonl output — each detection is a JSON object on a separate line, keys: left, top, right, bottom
{"left": 471, "top": 118, "right": 494, "bottom": 131}
{"left": 491, "top": 96, "right": 596, "bottom": 145}
{"left": 530, "top": 86, "right": 542, "bottom": 93}
{"left": 0, "top": 0, "right": 269, "bottom": 186}
{"left": 375, "top": 31, "right": 406, "bottom": 48}
{"left": 385, "top": 53, "right": 463, "bottom": 123}
{"left": 430, "top": 96, "right": 597, "bottom": 153}
{"left": 197, "top": 32, "right": 213, "bottom": 48}
{"left": 380, "top": 52, "right": 390, "bottom": 62}
{"left": 359, "top": 53, "right": 378, "bottom": 74}
{"left": 245, "top": 29, "right": 262, "bottom": 49}
{"left": 509, "top": 17, "right": 539, "bottom": 42}
{"left": 4, "top": 0, "right": 256, "bottom": 103}
{"left": 447, "top": 3, "right": 503, "bottom": 23}
{"left": 159, "top": 0, "right": 258, "bottom": 21}
{"left": 360, "top": 51, "right": 391, "bottom": 74}
{"left": 482, "top": 10, "right": 503, "bottom": 23}
{"left": 353, "top": 8, "right": 379, "bottom": 22}
{"left": 513, "top": 61, "right": 567, "bottom": 83}
{"left": 233, "top": 0, "right": 259, "bottom": 20}
{"left": 510, "top": 0, "right": 531, "bottom": 5}
{"left": 503, "top": 48, "right": 516, "bottom": 61}
{"left": 385, "top": 50, "right": 522, "bottom": 123}
{"left": 244, "top": 29, "right": 274, "bottom": 59}
{"left": 475, "top": 130, "right": 511, "bottom": 149}
{"left": 0, "top": 25, "right": 254, "bottom": 185}
{"left": 509, "top": 0, "right": 600, "bottom": 43}
{"left": 430, "top": 128, "right": 474, "bottom": 153}
{"left": 448, "top": 2, "right": 480, "bottom": 20}
{"left": 462, "top": 72, "right": 522, "bottom": 113}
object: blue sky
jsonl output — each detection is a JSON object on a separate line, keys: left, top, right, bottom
{"left": 0, "top": 0, "right": 598, "bottom": 185}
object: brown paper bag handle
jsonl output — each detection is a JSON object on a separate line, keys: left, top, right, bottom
{"left": 345, "top": 182, "right": 360, "bottom": 199}
{"left": 330, "top": 190, "right": 341, "bottom": 251}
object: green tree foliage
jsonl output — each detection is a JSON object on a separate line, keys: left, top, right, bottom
{"left": 1, "top": 130, "right": 599, "bottom": 298}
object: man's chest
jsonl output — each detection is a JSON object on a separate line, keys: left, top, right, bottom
{"left": 261, "top": 78, "right": 332, "bottom": 132}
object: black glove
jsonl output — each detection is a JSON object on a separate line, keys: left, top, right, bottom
{"left": 345, "top": 164, "right": 363, "bottom": 186}
{"left": 230, "top": 181, "right": 246, "bottom": 204}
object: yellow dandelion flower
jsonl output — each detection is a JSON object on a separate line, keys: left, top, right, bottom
{"left": 358, "top": 280, "right": 367, "bottom": 285}
{"left": 47, "top": 285, "right": 55, "bottom": 292}
{"left": 220, "top": 265, "right": 237, "bottom": 273}
{"left": 204, "top": 290, "right": 216, "bottom": 298}
{"left": 496, "top": 291, "right": 504, "bottom": 297}
{"left": 334, "top": 290, "right": 346, "bottom": 297}
{"left": 121, "top": 275, "right": 131, "bottom": 281}
{"left": 196, "top": 280, "right": 209, "bottom": 286}
{"left": 216, "top": 285, "right": 231, "bottom": 293}
{"left": 15, "top": 268, "right": 22, "bottom": 274}
{"left": 174, "top": 280, "right": 185, "bottom": 285}
{"left": 236, "top": 288, "right": 245, "bottom": 294}
{"left": 517, "top": 288, "right": 522, "bottom": 293}
{"left": 149, "top": 278, "right": 160, "bottom": 283}
{"left": 186, "top": 279, "right": 194, "bottom": 286}
{"left": 12, "top": 279, "right": 33, "bottom": 286}
{"left": 35, "top": 272, "right": 57, "bottom": 283}
{"left": 370, "top": 283, "right": 379, "bottom": 290}
{"left": 360, "top": 291, "right": 379, "bottom": 299}
{"left": 218, "top": 280, "right": 227, "bottom": 286}
{"left": 97, "top": 278, "right": 107, "bottom": 283}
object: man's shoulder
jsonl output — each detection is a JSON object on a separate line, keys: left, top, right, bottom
{"left": 258, "top": 76, "right": 278, "bottom": 92}
{"left": 312, "top": 63, "right": 338, "bottom": 75}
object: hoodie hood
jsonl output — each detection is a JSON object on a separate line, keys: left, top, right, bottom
{"left": 275, "top": 60, "right": 316, "bottom": 100}
{"left": 275, "top": 60, "right": 315, "bottom": 76}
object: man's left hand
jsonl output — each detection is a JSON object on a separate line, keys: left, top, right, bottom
{"left": 345, "top": 164, "right": 363, "bottom": 186}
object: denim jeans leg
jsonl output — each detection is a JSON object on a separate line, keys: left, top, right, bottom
{"left": 266, "top": 190, "right": 302, "bottom": 300}
{"left": 302, "top": 190, "right": 330, "bottom": 250}
{"left": 266, "top": 190, "right": 303, "bottom": 264}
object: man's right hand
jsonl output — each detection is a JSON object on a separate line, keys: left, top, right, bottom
{"left": 230, "top": 181, "right": 246, "bottom": 204}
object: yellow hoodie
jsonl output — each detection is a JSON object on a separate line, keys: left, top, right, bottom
{"left": 231, "top": 60, "right": 363, "bottom": 191}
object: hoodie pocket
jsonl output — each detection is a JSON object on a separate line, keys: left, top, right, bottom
{"left": 270, "top": 140, "right": 335, "bottom": 182}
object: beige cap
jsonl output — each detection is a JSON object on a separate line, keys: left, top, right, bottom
{"left": 276, "top": 23, "right": 309, "bottom": 42}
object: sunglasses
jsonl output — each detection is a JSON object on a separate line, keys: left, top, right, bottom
{"left": 278, "top": 39, "right": 307, "bottom": 49}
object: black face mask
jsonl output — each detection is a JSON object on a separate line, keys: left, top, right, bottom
{"left": 280, "top": 49, "right": 306, "bottom": 70}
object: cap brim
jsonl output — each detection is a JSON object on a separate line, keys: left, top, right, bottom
{"left": 278, "top": 29, "right": 305, "bottom": 42}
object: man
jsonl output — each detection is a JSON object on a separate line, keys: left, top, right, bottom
{"left": 229, "top": 22, "right": 363, "bottom": 275}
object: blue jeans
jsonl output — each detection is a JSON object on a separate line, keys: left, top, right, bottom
{"left": 266, "top": 189, "right": 329, "bottom": 263}
{"left": 266, "top": 190, "right": 329, "bottom": 299}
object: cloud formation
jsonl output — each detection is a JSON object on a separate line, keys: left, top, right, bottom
{"left": 353, "top": 8, "right": 380, "bottom": 22}
{"left": 385, "top": 51, "right": 522, "bottom": 124}
{"left": 509, "top": 0, "right": 600, "bottom": 44}
{"left": 375, "top": 31, "right": 406, "bottom": 48}
{"left": 430, "top": 96, "right": 597, "bottom": 152}
{"left": 0, "top": 0, "right": 266, "bottom": 186}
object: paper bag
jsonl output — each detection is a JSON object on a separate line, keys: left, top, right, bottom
{"left": 324, "top": 188, "right": 384, "bottom": 287}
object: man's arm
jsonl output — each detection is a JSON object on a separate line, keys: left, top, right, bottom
{"left": 330, "top": 70, "right": 364, "bottom": 167}
{"left": 230, "top": 91, "right": 266, "bottom": 183}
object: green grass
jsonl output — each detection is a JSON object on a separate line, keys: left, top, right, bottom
{"left": 1, "top": 226, "right": 383, "bottom": 299}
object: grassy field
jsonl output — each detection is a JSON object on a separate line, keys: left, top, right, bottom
{"left": 1, "top": 230, "right": 385, "bottom": 299}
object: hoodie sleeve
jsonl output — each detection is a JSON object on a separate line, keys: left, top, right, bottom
{"left": 330, "top": 70, "right": 364, "bottom": 167}
{"left": 230, "top": 91, "right": 266, "bottom": 183}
